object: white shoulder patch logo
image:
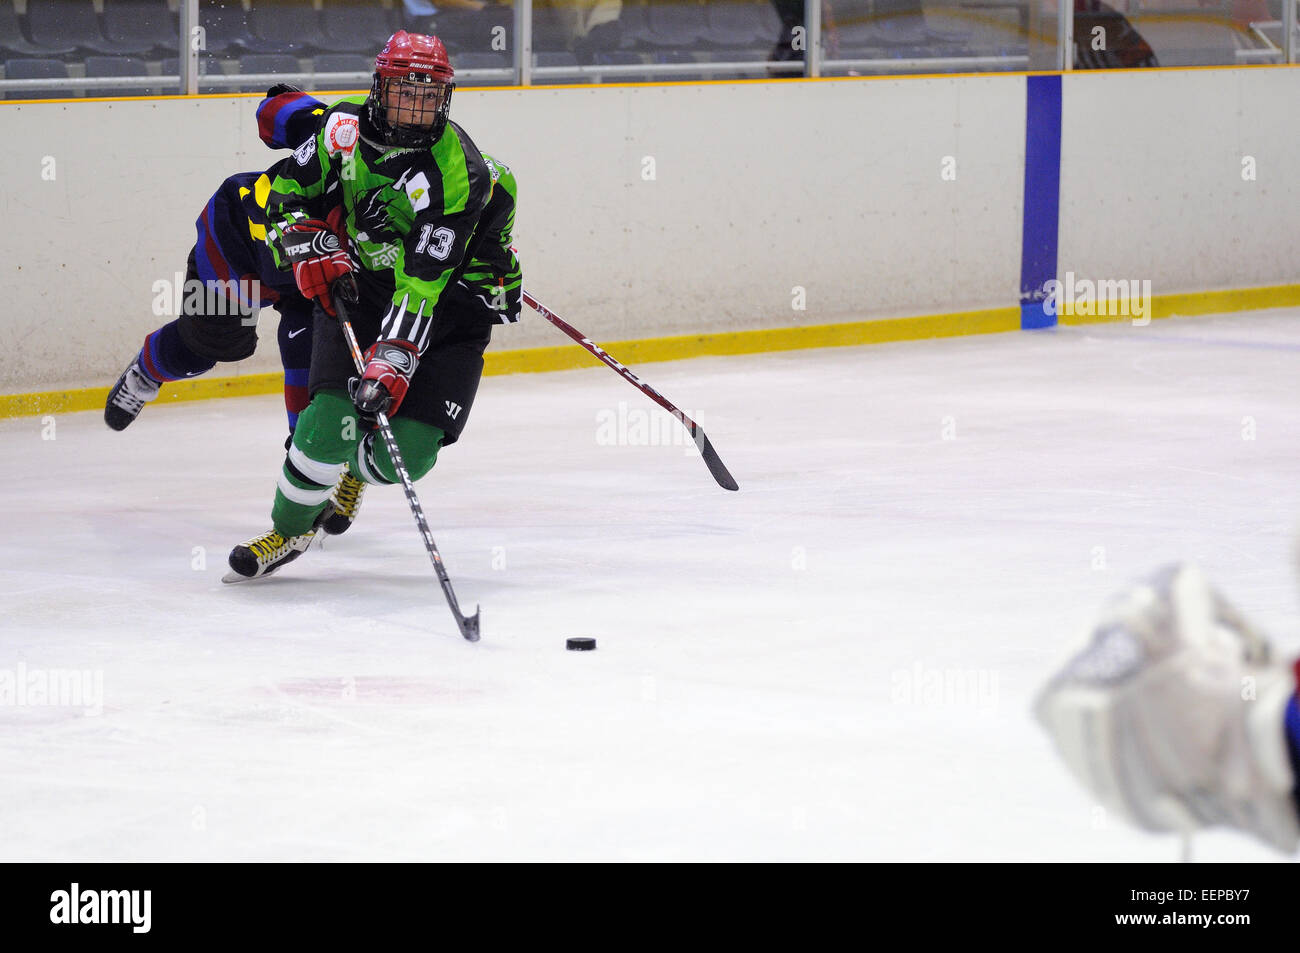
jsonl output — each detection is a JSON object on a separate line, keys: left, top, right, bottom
{"left": 324, "top": 113, "right": 360, "bottom": 156}
{"left": 405, "top": 171, "right": 432, "bottom": 213}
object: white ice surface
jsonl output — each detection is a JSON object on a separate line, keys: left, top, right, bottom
{"left": 3, "top": 311, "right": 1299, "bottom": 862}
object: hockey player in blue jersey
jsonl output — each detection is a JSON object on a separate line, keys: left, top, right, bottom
{"left": 105, "top": 85, "right": 326, "bottom": 435}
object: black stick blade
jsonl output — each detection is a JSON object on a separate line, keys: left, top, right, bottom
{"left": 698, "top": 431, "right": 739, "bottom": 491}
{"left": 459, "top": 606, "right": 481, "bottom": 642}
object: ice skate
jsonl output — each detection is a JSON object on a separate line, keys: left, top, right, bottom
{"left": 104, "top": 358, "right": 161, "bottom": 431}
{"left": 224, "top": 527, "right": 317, "bottom": 582}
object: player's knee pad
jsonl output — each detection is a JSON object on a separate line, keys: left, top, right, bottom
{"left": 355, "top": 420, "right": 445, "bottom": 485}
{"left": 292, "top": 389, "right": 362, "bottom": 464}
{"left": 392, "top": 418, "right": 445, "bottom": 481}
{"left": 177, "top": 310, "right": 258, "bottom": 363}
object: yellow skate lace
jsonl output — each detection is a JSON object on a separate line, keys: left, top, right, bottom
{"left": 247, "top": 532, "right": 289, "bottom": 562}
{"left": 332, "top": 470, "right": 366, "bottom": 518}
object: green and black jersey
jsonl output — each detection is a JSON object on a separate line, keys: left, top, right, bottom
{"left": 438, "top": 152, "right": 522, "bottom": 325}
{"left": 263, "top": 96, "right": 515, "bottom": 353}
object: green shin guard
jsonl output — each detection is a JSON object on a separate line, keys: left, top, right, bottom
{"left": 272, "top": 389, "right": 358, "bottom": 537}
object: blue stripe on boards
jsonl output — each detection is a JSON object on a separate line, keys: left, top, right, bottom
{"left": 1019, "top": 75, "right": 1063, "bottom": 330}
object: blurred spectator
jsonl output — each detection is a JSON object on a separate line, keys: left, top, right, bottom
{"left": 402, "top": 0, "right": 440, "bottom": 33}
{"left": 565, "top": 0, "right": 623, "bottom": 64}
{"left": 403, "top": 0, "right": 515, "bottom": 54}
{"left": 1229, "top": 0, "right": 1272, "bottom": 26}
{"left": 769, "top": 0, "right": 840, "bottom": 76}
{"left": 1074, "top": 0, "right": 1158, "bottom": 68}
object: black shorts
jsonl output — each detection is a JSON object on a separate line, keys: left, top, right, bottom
{"left": 175, "top": 249, "right": 310, "bottom": 363}
{"left": 176, "top": 250, "right": 259, "bottom": 362}
{"left": 307, "top": 305, "right": 492, "bottom": 446}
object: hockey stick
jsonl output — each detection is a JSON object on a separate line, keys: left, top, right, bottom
{"left": 334, "top": 284, "right": 481, "bottom": 642}
{"left": 522, "top": 290, "right": 739, "bottom": 492}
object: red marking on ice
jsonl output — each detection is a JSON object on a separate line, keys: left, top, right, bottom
{"left": 270, "top": 676, "right": 478, "bottom": 703}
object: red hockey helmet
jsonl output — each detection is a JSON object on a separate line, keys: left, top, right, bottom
{"left": 368, "top": 31, "right": 456, "bottom": 148}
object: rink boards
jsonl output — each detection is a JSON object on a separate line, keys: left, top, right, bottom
{"left": 1, "top": 66, "right": 1298, "bottom": 410}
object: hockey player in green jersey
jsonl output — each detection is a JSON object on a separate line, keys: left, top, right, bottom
{"left": 226, "top": 31, "right": 522, "bottom": 579}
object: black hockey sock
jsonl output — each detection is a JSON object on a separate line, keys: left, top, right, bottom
{"left": 140, "top": 319, "right": 218, "bottom": 383}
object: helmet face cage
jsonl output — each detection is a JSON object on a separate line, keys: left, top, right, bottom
{"left": 368, "top": 71, "right": 455, "bottom": 148}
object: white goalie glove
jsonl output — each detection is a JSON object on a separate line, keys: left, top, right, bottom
{"left": 1034, "top": 564, "right": 1299, "bottom": 853}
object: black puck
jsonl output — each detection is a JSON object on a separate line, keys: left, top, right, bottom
{"left": 566, "top": 637, "right": 597, "bottom": 651}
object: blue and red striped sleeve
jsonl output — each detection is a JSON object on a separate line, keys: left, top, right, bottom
{"left": 256, "top": 92, "right": 327, "bottom": 150}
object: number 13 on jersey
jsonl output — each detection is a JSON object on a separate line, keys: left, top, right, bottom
{"left": 415, "top": 225, "right": 455, "bottom": 260}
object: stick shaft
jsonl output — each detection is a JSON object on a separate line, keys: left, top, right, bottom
{"left": 334, "top": 294, "right": 481, "bottom": 640}
{"left": 522, "top": 291, "right": 700, "bottom": 434}
{"left": 522, "top": 290, "right": 739, "bottom": 491}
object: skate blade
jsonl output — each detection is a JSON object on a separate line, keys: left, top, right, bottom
{"left": 222, "top": 533, "right": 316, "bottom": 585}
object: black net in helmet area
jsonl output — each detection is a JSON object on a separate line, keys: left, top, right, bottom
{"left": 368, "top": 74, "right": 455, "bottom": 148}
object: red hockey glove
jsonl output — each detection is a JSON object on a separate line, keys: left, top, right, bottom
{"left": 281, "top": 219, "right": 352, "bottom": 316}
{"left": 352, "top": 340, "right": 420, "bottom": 424}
